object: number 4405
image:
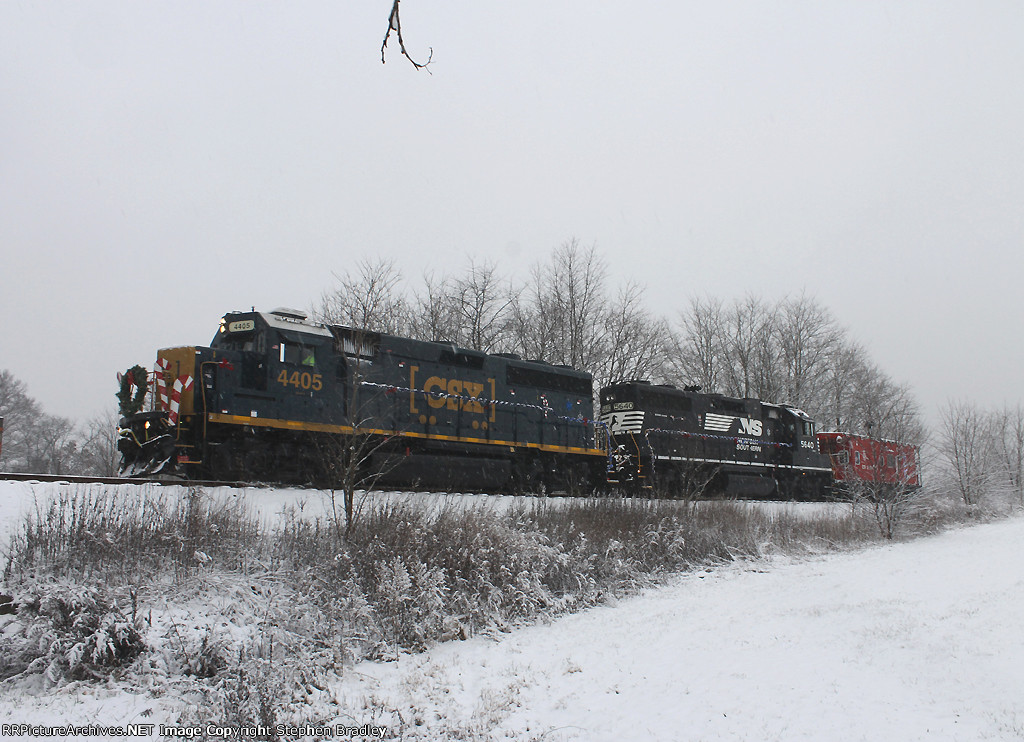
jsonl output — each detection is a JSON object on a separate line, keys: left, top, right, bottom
{"left": 277, "top": 370, "right": 323, "bottom": 390}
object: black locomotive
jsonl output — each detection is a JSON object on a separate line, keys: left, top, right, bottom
{"left": 599, "top": 381, "right": 833, "bottom": 499}
{"left": 118, "top": 308, "right": 606, "bottom": 492}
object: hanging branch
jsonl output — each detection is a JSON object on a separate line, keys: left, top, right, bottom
{"left": 382, "top": 0, "right": 433, "bottom": 72}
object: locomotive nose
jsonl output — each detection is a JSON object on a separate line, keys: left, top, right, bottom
{"left": 117, "top": 410, "right": 175, "bottom": 477}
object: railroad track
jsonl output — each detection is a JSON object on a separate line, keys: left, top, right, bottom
{"left": 0, "top": 472, "right": 249, "bottom": 488}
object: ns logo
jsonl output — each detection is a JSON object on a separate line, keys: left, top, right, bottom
{"left": 705, "top": 413, "right": 763, "bottom": 437}
{"left": 738, "top": 418, "right": 763, "bottom": 437}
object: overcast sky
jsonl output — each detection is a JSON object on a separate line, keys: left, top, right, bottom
{"left": 2, "top": 1, "right": 1022, "bottom": 428}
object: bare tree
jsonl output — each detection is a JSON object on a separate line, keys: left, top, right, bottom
{"left": 665, "top": 296, "right": 723, "bottom": 393}
{"left": 452, "top": 259, "right": 514, "bottom": 352}
{"left": 23, "top": 414, "right": 79, "bottom": 475}
{"left": 406, "top": 260, "right": 517, "bottom": 352}
{"left": 821, "top": 339, "right": 868, "bottom": 431}
{"left": 512, "top": 239, "right": 609, "bottom": 371}
{"left": 598, "top": 281, "right": 667, "bottom": 389}
{"left": 847, "top": 464, "right": 924, "bottom": 540}
{"left": 0, "top": 370, "right": 115, "bottom": 475}
{"left": 721, "top": 295, "right": 780, "bottom": 401}
{"left": 0, "top": 369, "right": 41, "bottom": 471}
{"left": 989, "top": 404, "right": 1024, "bottom": 507}
{"left": 853, "top": 370, "right": 923, "bottom": 444}
{"left": 509, "top": 277, "right": 558, "bottom": 363}
{"left": 667, "top": 293, "right": 924, "bottom": 447}
{"left": 774, "top": 293, "right": 842, "bottom": 412}
{"left": 77, "top": 408, "right": 121, "bottom": 477}
{"left": 555, "top": 240, "right": 608, "bottom": 371}
{"left": 314, "top": 338, "right": 406, "bottom": 541}
{"left": 314, "top": 424, "right": 396, "bottom": 543}
{"left": 939, "top": 399, "right": 992, "bottom": 506}
{"left": 408, "top": 271, "right": 461, "bottom": 343}
{"left": 315, "top": 257, "right": 410, "bottom": 335}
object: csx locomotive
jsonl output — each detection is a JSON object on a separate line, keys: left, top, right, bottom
{"left": 118, "top": 308, "right": 604, "bottom": 492}
{"left": 118, "top": 308, "right": 920, "bottom": 498}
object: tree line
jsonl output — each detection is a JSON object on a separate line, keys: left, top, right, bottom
{"left": 315, "top": 239, "right": 665, "bottom": 392}
{"left": 314, "top": 239, "right": 923, "bottom": 445}
{"left": 0, "top": 370, "right": 118, "bottom": 476}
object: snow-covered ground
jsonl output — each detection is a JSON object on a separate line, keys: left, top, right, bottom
{"left": 1, "top": 481, "right": 1021, "bottom": 741}
{"left": 340, "top": 518, "right": 1024, "bottom": 741}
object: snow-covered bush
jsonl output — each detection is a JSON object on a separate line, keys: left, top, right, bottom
{"left": 370, "top": 556, "right": 449, "bottom": 650}
{"left": 0, "top": 580, "right": 144, "bottom": 684}
{"left": 3, "top": 486, "right": 261, "bottom": 584}
{"left": 353, "top": 502, "right": 587, "bottom": 638}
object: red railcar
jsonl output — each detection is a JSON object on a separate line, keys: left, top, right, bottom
{"left": 816, "top": 432, "right": 921, "bottom": 489}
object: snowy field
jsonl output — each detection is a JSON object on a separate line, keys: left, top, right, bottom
{"left": 341, "top": 518, "right": 1024, "bottom": 741}
{"left": 0, "top": 481, "right": 1021, "bottom": 741}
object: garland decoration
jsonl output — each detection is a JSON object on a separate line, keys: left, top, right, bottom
{"left": 117, "top": 365, "right": 149, "bottom": 417}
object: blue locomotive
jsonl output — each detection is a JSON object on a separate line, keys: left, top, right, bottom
{"left": 117, "top": 308, "right": 606, "bottom": 491}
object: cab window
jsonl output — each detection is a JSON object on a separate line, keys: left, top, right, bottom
{"left": 280, "top": 342, "right": 317, "bottom": 367}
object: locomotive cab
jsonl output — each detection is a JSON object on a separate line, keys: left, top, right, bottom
{"left": 769, "top": 405, "right": 831, "bottom": 498}
{"left": 210, "top": 308, "right": 337, "bottom": 424}
{"left": 771, "top": 405, "right": 820, "bottom": 459}
{"left": 118, "top": 308, "right": 339, "bottom": 478}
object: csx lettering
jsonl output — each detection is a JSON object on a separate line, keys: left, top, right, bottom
{"left": 738, "top": 418, "right": 763, "bottom": 437}
{"left": 423, "top": 376, "right": 487, "bottom": 413}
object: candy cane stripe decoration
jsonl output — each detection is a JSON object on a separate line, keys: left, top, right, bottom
{"left": 168, "top": 375, "right": 194, "bottom": 426}
{"left": 155, "top": 358, "right": 171, "bottom": 411}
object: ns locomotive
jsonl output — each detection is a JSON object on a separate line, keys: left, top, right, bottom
{"left": 117, "top": 308, "right": 920, "bottom": 498}
{"left": 600, "top": 381, "right": 833, "bottom": 498}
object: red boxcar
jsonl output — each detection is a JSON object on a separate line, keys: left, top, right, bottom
{"left": 816, "top": 432, "right": 921, "bottom": 489}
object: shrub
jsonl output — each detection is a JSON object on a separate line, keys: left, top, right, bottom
{"left": 0, "top": 580, "right": 144, "bottom": 684}
{"left": 3, "top": 486, "right": 261, "bottom": 584}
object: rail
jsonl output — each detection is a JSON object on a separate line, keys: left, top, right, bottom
{"left": 0, "top": 472, "right": 249, "bottom": 488}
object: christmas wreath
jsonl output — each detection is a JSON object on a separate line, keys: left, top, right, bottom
{"left": 117, "top": 364, "right": 149, "bottom": 417}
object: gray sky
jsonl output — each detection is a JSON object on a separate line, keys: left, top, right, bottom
{"left": 2, "top": 1, "right": 1022, "bottom": 427}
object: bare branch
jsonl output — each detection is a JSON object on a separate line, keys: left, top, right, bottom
{"left": 382, "top": 0, "right": 433, "bottom": 72}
